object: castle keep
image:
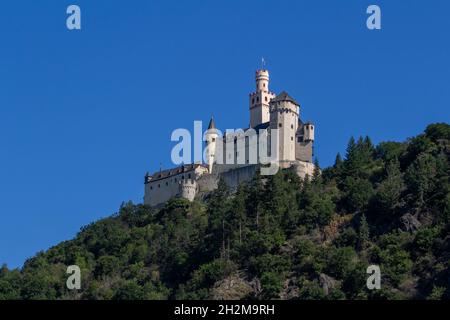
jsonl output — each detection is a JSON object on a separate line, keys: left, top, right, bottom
{"left": 144, "top": 69, "right": 316, "bottom": 206}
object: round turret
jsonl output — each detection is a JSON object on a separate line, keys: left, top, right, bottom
{"left": 205, "top": 117, "right": 219, "bottom": 173}
{"left": 255, "top": 69, "right": 270, "bottom": 92}
{"left": 179, "top": 179, "right": 197, "bottom": 202}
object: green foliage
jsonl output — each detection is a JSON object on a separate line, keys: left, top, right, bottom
{"left": 358, "top": 214, "right": 369, "bottom": 249}
{"left": 372, "top": 159, "right": 405, "bottom": 215}
{"left": 260, "top": 272, "right": 283, "bottom": 299}
{"left": 343, "top": 177, "right": 374, "bottom": 212}
{"left": 0, "top": 123, "right": 448, "bottom": 300}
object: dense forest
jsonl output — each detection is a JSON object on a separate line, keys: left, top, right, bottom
{"left": 1, "top": 123, "right": 449, "bottom": 300}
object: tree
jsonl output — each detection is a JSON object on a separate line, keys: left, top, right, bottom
{"left": 405, "top": 153, "right": 437, "bottom": 208}
{"left": 113, "top": 281, "right": 145, "bottom": 300}
{"left": 205, "top": 179, "right": 231, "bottom": 259}
{"left": 343, "top": 136, "right": 376, "bottom": 179}
{"left": 260, "top": 272, "right": 283, "bottom": 299}
{"left": 358, "top": 214, "right": 369, "bottom": 249}
{"left": 373, "top": 159, "right": 405, "bottom": 214}
{"left": 299, "top": 180, "right": 335, "bottom": 228}
{"left": 343, "top": 177, "right": 374, "bottom": 212}
{"left": 424, "top": 123, "right": 450, "bottom": 142}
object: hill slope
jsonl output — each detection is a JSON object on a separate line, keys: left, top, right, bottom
{"left": 1, "top": 123, "right": 449, "bottom": 300}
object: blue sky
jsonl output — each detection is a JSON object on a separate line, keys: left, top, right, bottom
{"left": 0, "top": 0, "right": 449, "bottom": 268}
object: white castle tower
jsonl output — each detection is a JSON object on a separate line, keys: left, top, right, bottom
{"left": 204, "top": 117, "right": 218, "bottom": 173}
{"left": 249, "top": 70, "right": 276, "bottom": 128}
{"left": 269, "top": 91, "right": 300, "bottom": 164}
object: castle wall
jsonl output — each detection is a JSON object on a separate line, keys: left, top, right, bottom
{"left": 198, "top": 160, "right": 314, "bottom": 197}
{"left": 144, "top": 166, "right": 207, "bottom": 206}
{"left": 296, "top": 141, "right": 313, "bottom": 163}
{"left": 219, "top": 164, "right": 259, "bottom": 190}
{"left": 290, "top": 160, "right": 315, "bottom": 179}
{"left": 144, "top": 176, "right": 181, "bottom": 206}
{"left": 197, "top": 164, "right": 259, "bottom": 193}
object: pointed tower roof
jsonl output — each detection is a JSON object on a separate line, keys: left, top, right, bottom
{"left": 271, "top": 91, "right": 299, "bottom": 106}
{"left": 208, "top": 117, "right": 216, "bottom": 129}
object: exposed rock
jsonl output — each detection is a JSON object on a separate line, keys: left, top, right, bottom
{"left": 319, "top": 273, "right": 339, "bottom": 295}
{"left": 210, "top": 273, "right": 253, "bottom": 300}
{"left": 399, "top": 213, "right": 422, "bottom": 232}
{"left": 249, "top": 277, "right": 262, "bottom": 298}
{"left": 280, "top": 278, "right": 299, "bottom": 300}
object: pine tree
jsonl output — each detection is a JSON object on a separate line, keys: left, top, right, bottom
{"left": 374, "top": 159, "right": 406, "bottom": 214}
{"left": 358, "top": 214, "right": 369, "bottom": 249}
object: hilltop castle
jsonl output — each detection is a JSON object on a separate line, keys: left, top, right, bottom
{"left": 144, "top": 69, "right": 316, "bottom": 207}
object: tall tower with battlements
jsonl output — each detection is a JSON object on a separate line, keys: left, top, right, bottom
{"left": 269, "top": 91, "right": 300, "bottom": 163}
{"left": 249, "top": 70, "right": 276, "bottom": 128}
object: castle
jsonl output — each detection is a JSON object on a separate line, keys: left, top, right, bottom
{"left": 144, "top": 69, "right": 316, "bottom": 207}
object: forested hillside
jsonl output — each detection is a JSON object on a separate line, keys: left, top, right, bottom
{"left": 1, "top": 123, "right": 449, "bottom": 300}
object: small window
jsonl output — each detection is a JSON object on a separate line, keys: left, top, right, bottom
{"left": 263, "top": 83, "right": 266, "bottom": 87}
{"left": 265, "top": 96, "right": 268, "bottom": 102}
{"left": 212, "top": 138, "right": 216, "bottom": 142}
{"left": 158, "top": 184, "right": 160, "bottom": 188}
{"left": 291, "top": 124, "right": 294, "bottom": 129}
{"left": 279, "top": 123, "right": 282, "bottom": 128}
{"left": 256, "top": 97, "right": 259, "bottom": 102}
{"left": 150, "top": 186, "right": 153, "bottom": 190}
{"left": 188, "top": 174, "right": 191, "bottom": 179}
{"left": 291, "top": 137, "right": 294, "bottom": 141}
{"left": 252, "top": 98, "right": 255, "bottom": 104}
{"left": 166, "top": 182, "right": 168, "bottom": 186}
{"left": 298, "top": 137, "right": 301, "bottom": 143}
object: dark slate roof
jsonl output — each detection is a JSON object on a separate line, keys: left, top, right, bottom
{"left": 271, "top": 91, "right": 299, "bottom": 106}
{"left": 252, "top": 121, "right": 270, "bottom": 131}
{"left": 208, "top": 117, "right": 216, "bottom": 129}
{"left": 145, "top": 163, "right": 207, "bottom": 183}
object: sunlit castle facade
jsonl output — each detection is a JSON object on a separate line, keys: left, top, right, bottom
{"left": 144, "top": 69, "right": 316, "bottom": 206}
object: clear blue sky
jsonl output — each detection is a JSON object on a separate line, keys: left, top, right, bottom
{"left": 0, "top": 0, "right": 449, "bottom": 268}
